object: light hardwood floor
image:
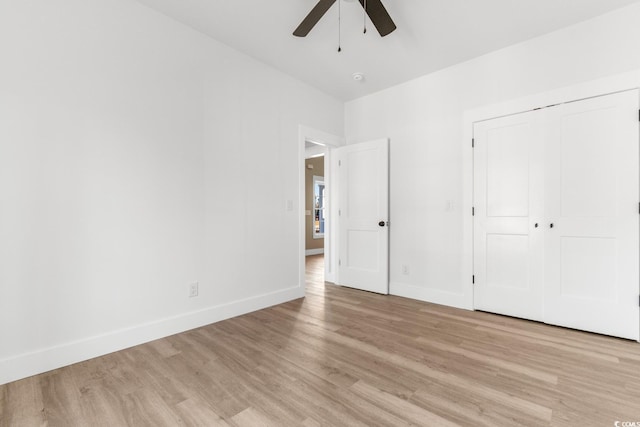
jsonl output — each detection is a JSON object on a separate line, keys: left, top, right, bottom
{"left": 2, "top": 255, "right": 640, "bottom": 426}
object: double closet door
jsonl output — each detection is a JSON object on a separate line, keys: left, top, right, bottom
{"left": 473, "top": 90, "right": 639, "bottom": 341}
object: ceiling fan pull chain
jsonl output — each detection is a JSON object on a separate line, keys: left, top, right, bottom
{"left": 363, "top": 0, "right": 367, "bottom": 34}
{"left": 338, "top": 0, "right": 342, "bottom": 52}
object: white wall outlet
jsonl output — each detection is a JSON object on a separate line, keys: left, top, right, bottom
{"left": 189, "top": 282, "right": 199, "bottom": 298}
{"left": 402, "top": 265, "right": 410, "bottom": 275}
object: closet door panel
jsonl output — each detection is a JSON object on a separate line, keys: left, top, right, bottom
{"left": 560, "top": 105, "right": 618, "bottom": 218}
{"left": 560, "top": 236, "right": 617, "bottom": 301}
{"left": 544, "top": 90, "right": 639, "bottom": 340}
{"left": 473, "top": 111, "right": 545, "bottom": 322}
{"left": 486, "top": 129, "right": 530, "bottom": 217}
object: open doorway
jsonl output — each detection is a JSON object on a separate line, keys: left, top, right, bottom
{"left": 298, "top": 126, "right": 342, "bottom": 293}
{"left": 305, "top": 141, "right": 326, "bottom": 285}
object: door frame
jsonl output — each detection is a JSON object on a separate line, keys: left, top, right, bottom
{"left": 462, "top": 70, "right": 640, "bottom": 339}
{"left": 298, "top": 126, "right": 343, "bottom": 291}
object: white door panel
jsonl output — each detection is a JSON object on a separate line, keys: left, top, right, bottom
{"left": 559, "top": 236, "right": 618, "bottom": 301}
{"left": 335, "top": 139, "right": 389, "bottom": 294}
{"left": 474, "top": 112, "right": 545, "bottom": 322}
{"left": 485, "top": 234, "right": 530, "bottom": 290}
{"left": 486, "top": 126, "right": 531, "bottom": 218}
{"left": 544, "top": 90, "right": 639, "bottom": 340}
{"left": 559, "top": 106, "right": 618, "bottom": 218}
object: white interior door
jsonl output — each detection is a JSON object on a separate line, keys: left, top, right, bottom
{"left": 544, "top": 90, "right": 639, "bottom": 340}
{"left": 473, "top": 111, "right": 545, "bottom": 321}
{"left": 335, "top": 139, "right": 389, "bottom": 294}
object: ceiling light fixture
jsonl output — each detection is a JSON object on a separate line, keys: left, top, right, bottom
{"left": 352, "top": 72, "right": 365, "bottom": 81}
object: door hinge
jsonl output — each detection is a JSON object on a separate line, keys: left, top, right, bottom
{"left": 472, "top": 207, "right": 475, "bottom": 216}
{"left": 472, "top": 275, "right": 475, "bottom": 284}
{"left": 339, "top": 259, "right": 342, "bottom": 266}
{"left": 338, "top": 160, "right": 342, "bottom": 167}
{"left": 472, "top": 138, "right": 475, "bottom": 148}
{"left": 338, "top": 209, "right": 341, "bottom": 216}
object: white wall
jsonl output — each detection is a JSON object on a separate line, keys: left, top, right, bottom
{"left": 345, "top": 2, "right": 640, "bottom": 308}
{"left": 0, "top": 0, "right": 342, "bottom": 385}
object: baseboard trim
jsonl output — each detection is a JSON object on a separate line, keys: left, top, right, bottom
{"left": 390, "top": 281, "right": 472, "bottom": 311}
{"left": 0, "top": 285, "right": 304, "bottom": 386}
{"left": 305, "top": 248, "right": 324, "bottom": 256}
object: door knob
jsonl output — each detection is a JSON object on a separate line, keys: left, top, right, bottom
{"left": 378, "top": 221, "right": 386, "bottom": 227}
{"left": 550, "top": 223, "right": 554, "bottom": 228}
{"left": 534, "top": 223, "right": 539, "bottom": 228}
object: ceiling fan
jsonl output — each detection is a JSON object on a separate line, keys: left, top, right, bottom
{"left": 293, "top": 0, "right": 396, "bottom": 38}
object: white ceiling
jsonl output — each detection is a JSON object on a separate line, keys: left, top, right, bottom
{"left": 135, "top": 0, "right": 640, "bottom": 101}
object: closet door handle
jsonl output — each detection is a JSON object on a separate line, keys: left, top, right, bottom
{"left": 534, "top": 223, "right": 539, "bottom": 228}
{"left": 549, "top": 223, "right": 554, "bottom": 229}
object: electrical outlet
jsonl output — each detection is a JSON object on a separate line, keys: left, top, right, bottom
{"left": 402, "top": 265, "right": 409, "bottom": 275}
{"left": 189, "top": 282, "right": 199, "bottom": 298}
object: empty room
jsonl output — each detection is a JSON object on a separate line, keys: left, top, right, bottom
{"left": 2, "top": 0, "right": 640, "bottom": 425}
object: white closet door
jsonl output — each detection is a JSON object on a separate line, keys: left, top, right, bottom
{"left": 473, "top": 111, "right": 545, "bottom": 321}
{"left": 544, "top": 90, "right": 640, "bottom": 340}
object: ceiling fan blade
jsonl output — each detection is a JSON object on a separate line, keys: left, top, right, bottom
{"left": 358, "top": 0, "right": 396, "bottom": 37}
{"left": 293, "top": 0, "right": 337, "bottom": 37}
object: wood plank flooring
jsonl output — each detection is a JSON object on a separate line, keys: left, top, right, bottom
{"left": 2, "top": 254, "right": 640, "bottom": 426}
